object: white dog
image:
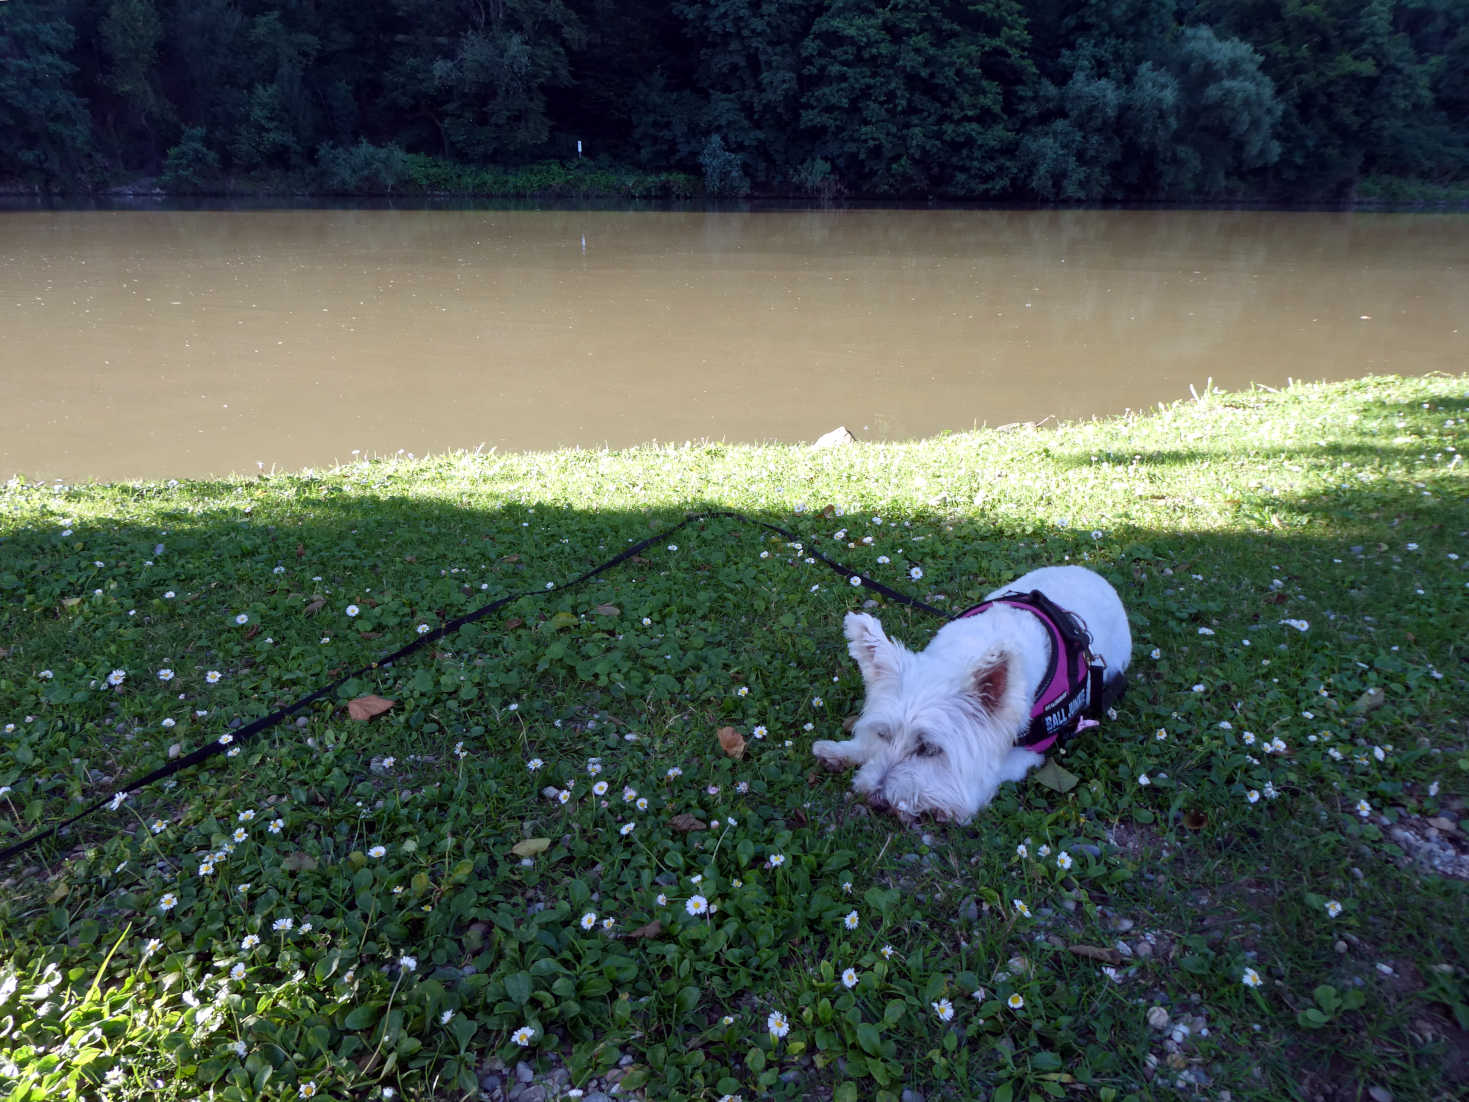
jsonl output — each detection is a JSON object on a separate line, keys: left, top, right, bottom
{"left": 813, "top": 566, "right": 1131, "bottom": 823}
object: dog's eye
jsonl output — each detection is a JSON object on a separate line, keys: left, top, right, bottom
{"left": 915, "top": 739, "right": 942, "bottom": 759}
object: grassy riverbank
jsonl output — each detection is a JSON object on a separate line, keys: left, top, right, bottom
{"left": 1, "top": 375, "right": 1465, "bottom": 1102}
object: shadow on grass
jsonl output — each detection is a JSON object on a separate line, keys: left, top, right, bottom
{"left": 0, "top": 435, "right": 1465, "bottom": 1098}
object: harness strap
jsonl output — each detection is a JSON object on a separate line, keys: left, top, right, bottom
{"left": 955, "top": 589, "right": 1113, "bottom": 753}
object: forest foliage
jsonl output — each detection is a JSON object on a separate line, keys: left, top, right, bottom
{"left": 2, "top": 0, "right": 1466, "bottom": 200}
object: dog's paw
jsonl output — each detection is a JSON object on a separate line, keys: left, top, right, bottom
{"left": 811, "top": 740, "right": 853, "bottom": 771}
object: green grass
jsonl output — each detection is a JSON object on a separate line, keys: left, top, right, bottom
{"left": 1, "top": 374, "right": 1466, "bottom": 1102}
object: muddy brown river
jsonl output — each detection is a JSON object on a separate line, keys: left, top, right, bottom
{"left": 1, "top": 208, "right": 1464, "bottom": 481}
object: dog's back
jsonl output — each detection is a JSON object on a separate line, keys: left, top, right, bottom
{"left": 988, "top": 565, "right": 1132, "bottom": 677}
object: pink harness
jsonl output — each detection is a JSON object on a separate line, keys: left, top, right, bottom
{"left": 956, "top": 590, "right": 1113, "bottom": 754}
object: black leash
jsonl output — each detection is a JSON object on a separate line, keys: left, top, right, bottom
{"left": 0, "top": 509, "right": 944, "bottom": 866}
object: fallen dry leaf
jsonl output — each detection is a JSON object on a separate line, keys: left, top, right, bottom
{"left": 501, "top": 553, "right": 521, "bottom": 563}
{"left": 504, "top": 617, "right": 524, "bottom": 630}
{"left": 304, "top": 597, "right": 326, "bottom": 616}
{"left": 1068, "top": 944, "right": 1125, "bottom": 965}
{"left": 347, "top": 694, "right": 396, "bottom": 721}
{"left": 626, "top": 919, "right": 664, "bottom": 940}
{"left": 511, "top": 838, "right": 551, "bottom": 858}
{"left": 717, "top": 726, "right": 746, "bottom": 759}
{"left": 1182, "top": 809, "right": 1209, "bottom": 830}
{"left": 592, "top": 604, "right": 621, "bottom": 617}
{"left": 670, "top": 813, "right": 708, "bottom": 833}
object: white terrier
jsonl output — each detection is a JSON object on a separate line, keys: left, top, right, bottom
{"left": 813, "top": 566, "right": 1131, "bottom": 823}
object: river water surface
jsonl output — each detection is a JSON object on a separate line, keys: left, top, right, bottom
{"left": 2, "top": 208, "right": 1464, "bottom": 481}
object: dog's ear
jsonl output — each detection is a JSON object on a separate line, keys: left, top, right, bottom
{"left": 844, "top": 612, "right": 900, "bottom": 687}
{"left": 970, "top": 649, "right": 1012, "bottom": 713}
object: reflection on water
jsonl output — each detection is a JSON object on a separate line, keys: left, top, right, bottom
{"left": 1, "top": 208, "right": 1464, "bottom": 480}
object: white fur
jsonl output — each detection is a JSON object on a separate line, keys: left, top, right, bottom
{"left": 813, "top": 566, "right": 1131, "bottom": 823}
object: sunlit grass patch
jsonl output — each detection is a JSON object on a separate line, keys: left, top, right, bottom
{"left": 0, "top": 374, "right": 1465, "bottom": 1101}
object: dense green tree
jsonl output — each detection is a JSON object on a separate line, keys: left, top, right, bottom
{"left": 665, "top": 1, "right": 823, "bottom": 186}
{"left": 799, "top": 0, "right": 1034, "bottom": 196}
{"left": 1188, "top": 0, "right": 1438, "bottom": 195}
{"left": 159, "top": 124, "right": 220, "bottom": 191}
{"left": 1018, "top": 6, "right": 1281, "bottom": 200}
{"left": 555, "top": 1, "right": 687, "bottom": 163}
{"left": 0, "top": 0, "right": 1464, "bottom": 197}
{"left": 1014, "top": 70, "right": 1125, "bottom": 199}
{"left": 381, "top": 0, "right": 585, "bottom": 163}
{"left": 99, "top": 0, "right": 168, "bottom": 166}
{"left": 160, "top": 0, "right": 249, "bottom": 155}
{"left": 0, "top": 2, "right": 94, "bottom": 187}
{"left": 1157, "top": 25, "right": 1282, "bottom": 194}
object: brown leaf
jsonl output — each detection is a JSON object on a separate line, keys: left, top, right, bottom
{"left": 347, "top": 694, "right": 396, "bottom": 721}
{"left": 820, "top": 504, "right": 836, "bottom": 518}
{"left": 670, "top": 813, "right": 707, "bottom": 833}
{"left": 626, "top": 919, "right": 664, "bottom": 940}
{"left": 592, "top": 604, "right": 621, "bottom": 617}
{"left": 501, "top": 553, "right": 521, "bottom": 563}
{"left": 504, "top": 617, "right": 524, "bottom": 631}
{"left": 717, "top": 726, "right": 746, "bottom": 760}
{"left": 243, "top": 625, "right": 260, "bottom": 640}
{"left": 1068, "top": 944, "right": 1125, "bottom": 965}
{"left": 1182, "top": 809, "right": 1209, "bottom": 830}
{"left": 296, "top": 543, "right": 305, "bottom": 559}
{"left": 303, "top": 597, "right": 326, "bottom": 616}
{"left": 282, "top": 851, "right": 318, "bottom": 872}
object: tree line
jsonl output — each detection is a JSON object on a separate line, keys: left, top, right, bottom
{"left": 3, "top": 0, "right": 1465, "bottom": 201}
